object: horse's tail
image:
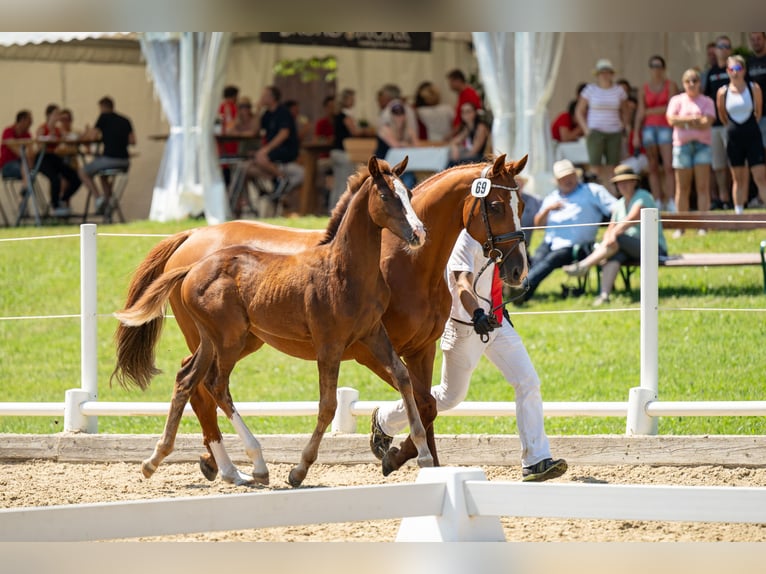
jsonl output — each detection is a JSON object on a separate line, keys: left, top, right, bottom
{"left": 110, "top": 231, "right": 193, "bottom": 391}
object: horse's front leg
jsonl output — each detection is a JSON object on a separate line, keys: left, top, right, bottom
{"left": 288, "top": 355, "right": 341, "bottom": 487}
{"left": 361, "top": 327, "right": 434, "bottom": 471}
{"left": 143, "top": 347, "right": 209, "bottom": 478}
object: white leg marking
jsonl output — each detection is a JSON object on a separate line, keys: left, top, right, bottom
{"left": 209, "top": 440, "right": 253, "bottom": 486}
{"left": 230, "top": 411, "right": 269, "bottom": 478}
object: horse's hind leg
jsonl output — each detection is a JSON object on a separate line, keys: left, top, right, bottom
{"left": 190, "top": 385, "right": 221, "bottom": 481}
{"left": 142, "top": 346, "right": 211, "bottom": 478}
{"left": 288, "top": 356, "right": 340, "bottom": 487}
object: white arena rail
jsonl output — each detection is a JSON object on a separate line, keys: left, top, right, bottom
{"left": 1, "top": 467, "right": 765, "bottom": 542}
{"left": 1, "top": 217, "right": 765, "bottom": 434}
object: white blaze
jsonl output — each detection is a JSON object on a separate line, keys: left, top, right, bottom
{"left": 509, "top": 191, "right": 529, "bottom": 276}
{"left": 394, "top": 178, "right": 426, "bottom": 244}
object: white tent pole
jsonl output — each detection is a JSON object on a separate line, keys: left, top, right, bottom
{"left": 180, "top": 32, "right": 195, "bottom": 195}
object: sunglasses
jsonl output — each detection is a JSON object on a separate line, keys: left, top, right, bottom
{"left": 684, "top": 78, "right": 700, "bottom": 84}
{"left": 649, "top": 62, "right": 664, "bottom": 69}
{"left": 728, "top": 64, "right": 744, "bottom": 72}
{"left": 716, "top": 43, "right": 732, "bottom": 49}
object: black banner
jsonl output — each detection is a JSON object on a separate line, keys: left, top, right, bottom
{"left": 259, "top": 32, "right": 431, "bottom": 52}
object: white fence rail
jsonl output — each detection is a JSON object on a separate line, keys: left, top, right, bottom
{"left": 1, "top": 466, "right": 765, "bottom": 542}
{"left": 1, "top": 216, "right": 765, "bottom": 434}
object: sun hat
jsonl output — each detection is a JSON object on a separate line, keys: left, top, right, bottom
{"left": 593, "top": 58, "right": 615, "bottom": 75}
{"left": 610, "top": 164, "right": 641, "bottom": 184}
{"left": 552, "top": 159, "right": 577, "bottom": 179}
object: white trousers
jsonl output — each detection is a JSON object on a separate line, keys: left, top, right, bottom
{"left": 377, "top": 318, "right": 552, "bottom": 468}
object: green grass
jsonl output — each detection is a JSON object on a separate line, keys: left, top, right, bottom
{"left": 1, "top": 216, "right": 765, "bottom": 436}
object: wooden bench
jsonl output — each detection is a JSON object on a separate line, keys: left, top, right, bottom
{"left": 605, "top": 212, "right": 766, "bottom": 293}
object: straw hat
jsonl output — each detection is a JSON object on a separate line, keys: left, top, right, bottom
{"left": 552, "top": 159, "right": 577, "bottom": 179}
{"left": 593, "top": 58, "right": 615, "bottom": 75}
{"left": 610, "top": 164, "right": 641, "bottom": 184}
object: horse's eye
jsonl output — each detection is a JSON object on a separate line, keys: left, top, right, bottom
{"left": 379, "top": 193, "right": 389, "bottom": 202}
{"left": 489, "top": 201, "right": 504, "bottom": 213}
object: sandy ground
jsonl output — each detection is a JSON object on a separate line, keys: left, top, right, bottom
{"left": 2, "top": 459, "right": 765, "bottom": 542}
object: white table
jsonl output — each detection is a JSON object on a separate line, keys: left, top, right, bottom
{"left": 385, "top": 146, "right": 450, "bottom": 173}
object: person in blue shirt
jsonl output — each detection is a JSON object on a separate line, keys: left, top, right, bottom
{"left": 563, "top": 164, "right": 668, "bottom": 306}
{"left": 517, "top": 159, "right": 616, "bottom": 303}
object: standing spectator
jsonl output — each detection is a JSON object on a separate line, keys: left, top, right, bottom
{"left": 446, "top": 69, "right": 482, "bottom": 133}
{"left": 666, "top": 69, "right": 716, "bottom": 236}
{"left": 0, "top": 110, "right": 35, "bottom": 191}
{"left": 517, "top": 159, "right": 616, "bottom": 303}
{"left": 563, "top": 164, "right": 668, "bottom": 306}
{"left": 328, "top": 88, "right": 374, "bottom": 211}
{"left": 703, "top": 35, "right": 733, "bottom": 209}
{"left": 716, "top": 55, "right": 766, "bottom": 214}
{"left": 748, "top": 32, "right": 766, "bottom": 155}
{"left": 370, "top": 228, "right": 568, "bottom": 483}
{"left": 701, "top": 41, "right": 718, "bottom": 92}
{"left": 447, "top": 101, "right": 490, "bottom": 166}
{"left": 633, "top": 55, "right": 678, "bottom": 211}
{"left": 575, "top": 59, "right": 631, "bottom": 192}
{"left": 413, "top": 81, "right": 453, "bottom": 142}
{"left": 247, "top": 85, "right": 300, "bottom": 198}
{"left": 79, "top": 96, "right": 135, "bottom": 215}
{"left": 36, "top": 103, "right": 81, "bottom": 216}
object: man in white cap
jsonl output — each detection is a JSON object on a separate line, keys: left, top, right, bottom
{"left": 517, "top": 159, "right": 616, "bottom": 303}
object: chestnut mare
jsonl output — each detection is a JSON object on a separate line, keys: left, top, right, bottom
{"left": 114, "top": 157, "right": 430, "bottom": 487}
{"left": 113, "top": 154, "right": 528, "bottom": 480}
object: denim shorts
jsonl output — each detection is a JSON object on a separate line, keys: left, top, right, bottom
{"left": 672, "top": 141, "right": 712, "bottom": 169}
{"left": 641, "top": 125, "right": 673, "bottom": 147}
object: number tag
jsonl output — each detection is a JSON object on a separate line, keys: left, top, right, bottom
{"left": 471, "top": 178, "right": 491, "bottom": 198}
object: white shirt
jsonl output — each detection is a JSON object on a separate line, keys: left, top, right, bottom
{"left": 446, "top": 229, "right": 496, "bottom": 323}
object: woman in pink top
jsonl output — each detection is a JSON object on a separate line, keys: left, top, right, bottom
{"left": 666, "top": 68, "right": 716, "bottom": 232}
{"left": 633, "top": 55, "right": 679, "bottom": 211}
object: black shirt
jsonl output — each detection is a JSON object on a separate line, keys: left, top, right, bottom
{"left": 747, "top": 54, "right": 766, "bottom": 116}
{"left": 95, "top": 111, "right": 133, "bottom": 159}
{"left": 703, "top": 64, "right": 730, "bottom": 126}
{"left": 260, "top": 105, "right": 299, "bottom": 161}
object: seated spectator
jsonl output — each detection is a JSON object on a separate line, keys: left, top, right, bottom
{"left": 517, "top": 159, "right": 616, "bottom": 303}
{"left": 285, "top": 99, "right": 311, "bottom": 145}
{"left": 79, "top": 96, "right": 135, "bottom": 215}
{"left": 551, "top": 87, "right": 585, "bottom": 143}
{"left": 446, "top": 68, "right": 482, "bottom": 135}
{"left": 314, "top": 95, "right": 336, "bottom": 149}
{"left": 246, "top": 86, "right": 300, "bottom": 199}
{"left": 563, "top": 164, "right": 668, "bottom": 306}
{"left": 0, "top": 109, "right": 35, "bottom": 191}
{"left": 447, "top": 101, "right": 490, "bottom": 166}
{"left": 376, "top": 98, "right": 419, "bottom": 188}
{"left": 36, "top": 103, "right": 81, "bottom": 216}
{"left": 414, "top": 81, "right": 453, "bottom": 142}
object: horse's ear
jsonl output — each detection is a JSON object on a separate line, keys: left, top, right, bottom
{"left": 511, "top": 154, "right": 529, "bottom": 175}
{"left": 489, "top": 154, "right": 506, "bottom": 177}
{"left": 393, "top": 156, "right": 409, "bottom": 176}
{"left": 368, "top": 155, "right": 381, "bottom": 178}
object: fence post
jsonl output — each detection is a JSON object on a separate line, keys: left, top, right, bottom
{"left": 65, "top": 224, "right": 98, "bottom": 433}
{"left": 626, "top": 208, "right": 658, "bottom": 435}
{"left": 332, "top": 387, "right": 359, "bottom": 433}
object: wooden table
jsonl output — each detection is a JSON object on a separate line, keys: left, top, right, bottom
{"left": 299, "top": 140, "right": 334, "bottom": 215}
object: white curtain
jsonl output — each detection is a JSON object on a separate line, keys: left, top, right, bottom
{"left": 140, "top": 32, "right": 231, "bottom": 223}
{"left": 472, "top": 32, "right": 565, "bottom": 197}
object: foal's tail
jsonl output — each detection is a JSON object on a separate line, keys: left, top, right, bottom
{"left": 110, "top": 231, "right": 193, "bottom": 391}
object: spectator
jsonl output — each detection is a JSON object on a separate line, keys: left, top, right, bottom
{"left": 247, "top": 85, "right": 300, "bottom": 198}
{"left": 701, "top": 41, "right": 718, "bottom": 92}
{"left": 748, "top": 32, "right": 766, "bottom": 155}
{"left": 703, "top": 35, "right": 733, "bottom": 209}
{"left": 666, "top": 68, "right": 716, "bottom": 236}
{"left": 314, "top": 95, "right": 336, "bottom": 146}
{"left": 79, "top": 96, "right": 135, "bottom": 215}
{"left": 517, "top": 159, "right": 616, "bottom": 303}
{"left": 329, "top": 88, "right": 374, "bottom": 211}
{"left": 413, "top": 81, "right": 453, "bottom": 142}
{"left": 36, "top": 104, "right": 81, "bottom": 216}
{"left": 716, "top": 55, "right": 766, "bottom": 214}
{"left": 0, "top": 109, "right": 35, "bottom": 191}
{"left": 446, "top": 69, "right": 482, "bottom": 133}
{"left": 370, "top": 228, "right": 568, "bottom": 483}
{"left": 563, "top": 164, "right": 668, "bottom": 306}
{"left": 633, "top": 55, "right": 678, "bottom": 212}
{"left": 447, "top": 101, "right": 490, "bottom": 166}
{"left": 285, "top": 99, "right": 311, "bottom": 145}
{"left": 551, "top": 85, "right": 585, "bottom": 143}
{"left": 231, "top": 97, "right": 259, "bottom": 138}
{"left": 217, "top": 85, "right": 240, "bottom": 159}
{"left": 376, "top": 97, "right": 419, "bottom": 188}
{"left": 516, "top": 175, "right": 542, "bottom": 251}
{"left": 575, "top": 59, "right": 631, "bottom": 192}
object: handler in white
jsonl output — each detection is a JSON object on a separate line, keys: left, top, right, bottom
{"left": 371, "top": 229, "right": 568, "bottom": 482}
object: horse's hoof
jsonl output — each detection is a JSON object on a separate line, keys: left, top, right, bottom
{"left": 417, "top": 454, "right": 434, "bottom": 468}
{"left": 252, "top": 472, "right": 270, "bottom": 486}
{"left": 141, "top": 460, "right": 156, "bottom": 479}
{"left": 199, "top": 455, "right": 218, "bottom": 481}
{"left": 288, "top": 467, "right": 305, "bottom": 487}
{"left": 381, "top": 447, "right": 400, "bottom": 477}
{"left": 221, "top": 470, "right": 255, "bottom": 486}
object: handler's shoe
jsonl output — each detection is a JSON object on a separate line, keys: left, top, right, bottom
{"left": 369, "top": 407, "right": 393, "bottom": 460}
{"left": 522, "top": 458, "right": 568, "bottom": 482}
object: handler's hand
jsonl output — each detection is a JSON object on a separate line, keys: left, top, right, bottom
{"left": 472, "top": 308, "right": 495, "bottom": 341}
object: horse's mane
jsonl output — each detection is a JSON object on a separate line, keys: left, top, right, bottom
{"left": 318, "top": 166, "right": 371, "bottom": 245}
